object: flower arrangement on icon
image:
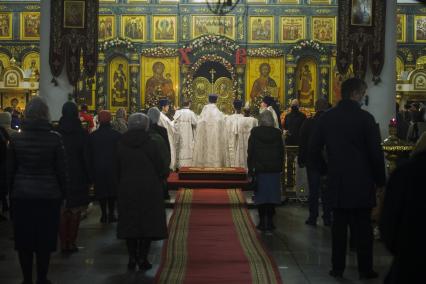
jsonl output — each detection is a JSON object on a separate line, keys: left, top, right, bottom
{"left": 289, "top": 40, "right": 327, "bottom": 55}
{"left": 247, "top": 47, "right": 284, "bottom": 57}
{"left": 145, "top": 86, "right": 163, "bottom": 109}
{"left": 250, "top": 88, "right": 272, "bottom": 115}
{"left": 99, "top": 37, "right": 135, "bottom": 51}
{"left": 140, "top": 46, "right": 178, "bottom": 57}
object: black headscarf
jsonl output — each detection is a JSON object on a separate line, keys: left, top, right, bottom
{"left": 59, "top": 101, "right": 82, "bottom": 132}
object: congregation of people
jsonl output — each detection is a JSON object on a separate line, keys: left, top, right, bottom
{"left": 0, "top": 77, "right": 424, "bottom": 283}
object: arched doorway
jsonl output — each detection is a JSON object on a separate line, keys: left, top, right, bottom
{"left": 187, "top": 54, "right": 237, "bottom": 114}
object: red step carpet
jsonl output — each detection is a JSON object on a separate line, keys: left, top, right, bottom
{"left": 155, "top": 189, "right": 282, "bottom": 284}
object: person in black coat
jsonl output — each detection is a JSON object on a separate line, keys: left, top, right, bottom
{"left": 380, "top": 151, "right": 426, "bottom": 284}
{"left": 0, "top": 126, "right": 9, "bottom": 220}
{"left": 298, "top": 98, "right": 331, "bottom": 226}
{"left": 7, "top": 97, "right": 69, "bottom": 284}
{"left": 283, "top": 99, "right": 306, "bottom": 145}
{"left": 57, "top": 102, "right": 90, "bottom": 253}
{"left": 309, "top": 78, "right": 386, "bottom": 280}
{"left": 248, "top": 110, "right": 284, "bottom": 231}
{"left": 88, "top": 110, "right": 122, "bottom": 223}
{"left": 116, "top": 113, "right": 168, "bottom": 271}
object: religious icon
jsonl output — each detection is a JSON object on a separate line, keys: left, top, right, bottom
{"left": 312, "top": 16, "right": 335, "bottom": 44}
{"left": 152, "top": 15, "right": 177, "bottom": 43}
{"left": 192, "top": 15, "right": 235, "bottom": 39}
{"left": 296, "top": 58, "right": 317, "bottom": 108}
{"left": 413, "top": 73, "right": 426, "bottom": 90}
{"left": 278, "top": 0, "right": 299, "bottom": 3}
{"left": 396, "top": 14, "right": 406, "bottom": 43}
{"left": 414, "top": 16, "right": 426, "bottom": 42}
{"left": 21, "top": 12, "right": 40, "bottom": 40}
{"left": 0, "top": 13, "right": 12, "bottom": 40}
{"left": 1, "top": 93, "right": 26, "bottom": 111}
{"left": 281, "top": 17, "right": 305, "bottom": 43}
{"left": 109, "top": 57, "right": 129, "bottom": 110}
{"left": 0, "top": 53, "right": 9, "bottom": 75}
{"left": 214, "top": 77, "right": 234, "bottom": 114}
{"left": 5, "top": 71, "right": 19, "bottom": 87}
{"left": 63, "top": 1, "right": 85, "bottom": 29}
{"left": 99, "top": 15, "right": 115, "bottom": 41}
{"left": 351, "top": 0, "right": 373, "bottom": 26}
{"left": 192, "top": 77, "right": 212, "bottom": 114}
{"left": 141, "top": 57, "right": 179, "bottom": 108}
{"left": 121, "top": 15, "right": 146, "bottom": 42}
{"left": 22, "top": 52, "right": 40, "bottom": 80}
{"left": 250, "top": 63, "right": 278, "bottom": 101}
{"left": 249, "top": 16, "right": 274, "bottom": 43}
{"left": 145, "top": 62, "right": 176, "bottom": 106}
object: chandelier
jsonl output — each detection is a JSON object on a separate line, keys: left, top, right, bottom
{"left": 206, "top": 0, "right": 240, "bottom": 15}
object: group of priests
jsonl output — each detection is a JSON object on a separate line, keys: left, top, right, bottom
{"left": 155, "top": 94, "right": 280, "bottom": 170}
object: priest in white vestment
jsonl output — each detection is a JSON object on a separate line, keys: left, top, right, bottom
{"left": 224, "top": 99, "right": 244, "bottom": 167}
{"left": 174, "top": 100, "right": 198, "bottom": 168}
{"left": 192, "top": 94, "right": 226, "bottom": 167}
{"left": 158, "top": 99, "right": 177, "bottom": 170}
{"left": 235, "top": 108, "right": 258, "bottom": 168}
{"left": 259, "top": 96, "right": 281, "bottom": 129}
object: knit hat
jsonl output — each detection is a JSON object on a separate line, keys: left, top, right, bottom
{"left": 128, "top": 113, "right": 150, "bottom": 131}
{"left": 98, "top": 110, "right": 112, "bottom": 124}
{"left": 208, "top": 94, "right": 218, "bottom": 103}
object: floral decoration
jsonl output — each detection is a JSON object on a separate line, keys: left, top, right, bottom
{"left": 99, "top": 37, "right": 135, "bottom": 51}
{"left": 140, "top": 46, "right": 178, "bottom": 57}
{"left": 247, "top": 48, "right": 284, "bottom": 58}
{"left": 185, "top": 34, "right": 240, "bottom": 55}
{"left": 289, "top": 40, "right": 327, "bottom": 55}
{"left": 183, "top": 54, "right": 238, "bottom": 97}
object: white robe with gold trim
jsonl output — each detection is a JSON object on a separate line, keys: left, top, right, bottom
{"left": 173, "top": 108, "right": 198, "bottom": 168}
{"left": 158, "top": 112, "right": 177, "bottom": 170}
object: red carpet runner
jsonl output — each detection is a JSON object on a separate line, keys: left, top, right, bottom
{"left": 155, "top": 189, "right": 282, "bottom": 284}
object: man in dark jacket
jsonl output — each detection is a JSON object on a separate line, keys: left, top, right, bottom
{"left": 380, "top": 151, "right": 426, "bottom": 284}
{"left": 309, "top": 78, "right": 386, "bottom": 280}
{"left": 283, "top": 99, "right": 306, "bottom": 145}
{"left": 88, "top": 110, "right": 122, "bottom": 223}
{"left": 298, "top": 98, "right": 330, "bottom": 226}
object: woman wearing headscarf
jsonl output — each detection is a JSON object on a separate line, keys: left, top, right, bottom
{"left": 247, "top": 110, "right": 284, "bottom": 231}
{"left": 57, "top": 102, "right": 90, "bottom": 253}
{"left": 115, "top": 113, "right": 168, "bottom": 271}
{"left": 259, "top": 96, "right": 281, "bottom": 130}
{"left": 7, "top": 97, "right": 68, "bottom": 284}
{"left": 111, "top": 107, "right": 128, "bottom": 134}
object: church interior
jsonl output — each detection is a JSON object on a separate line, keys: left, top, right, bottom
{"left": 0, "top": 0, "right": 425, "bottom": 283}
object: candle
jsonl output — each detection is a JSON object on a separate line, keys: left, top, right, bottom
{"left": 389, "top": 118, "right": 397, "bottom": 127}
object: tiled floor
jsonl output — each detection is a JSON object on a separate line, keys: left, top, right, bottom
{"left": 0, "top": 198, "right": 392, "bottom": 284}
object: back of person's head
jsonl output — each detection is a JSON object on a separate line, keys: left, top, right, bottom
{"left": 315, "top": 98, "right": 329, "bottom": 112}
{"left": 259, "top": 110, "right": 275, "bottom": 127}
{"left": 62, "top": 101, "right": 79, "bottom": 119}
{"left": 341, "top": 77, "right": 367, "bottom": 100}
{"left": 98, "top": 110, "right": 112, "bottom": 125}
{"left": 4, "top": 107, "right": 13, "bottom": 114}
{"left": 290, "top": 99, "right": 300, "bottom": 111}
{"left": 116, "top": 108, "right": 127, "bottom": 119}
{"left": 208, "top": 94, "right": 218, "bottom": 104}
{"left": 0, "top": 111, "right": 12, "bottom": 128}
{"left": 128, "top": 113, "right": 150, "bottom": 131}
{"left": 81, "top": 104, "right": 88, "bottom": 112}
{"left": 147, "top": 107, "right": 161, "bottom": 125}
{"left": 243, "top": 107, "right": 251, "bottom": 117}
{"left": 182, "top": 99, "right": 191, "bottom": 108}
{"left": 25, "top": 97, "right": 50, "bottom": 121}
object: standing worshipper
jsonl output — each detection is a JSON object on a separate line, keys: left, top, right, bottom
{"left": 298, "top": 98, "right": 331, "bottom": 226}
{"left": 224, "top": 99, "right": 244, "bottom": 167}
{"left": 7, "top": 97, "right": 68, "bottom": 284}
{"left": 111, "top": 107, "right": 128, "bottom": 134}
{"left": 147, "top": 107, "right": 171, "bottom": 200}
{"left": 158, "top": 99, "right": 176, "bottom": 170}
{"left": 88, "top": 110, "right": 122, "bottom": 223}
{"left": 247, "top": 110, "right": 284, "bottom": 231}
{"left": 309, "top": 78, "right": 386, "bottom": 280}
{"left": 0, "top": 125, "right": 9, "bottom": 221}
{"left": 79, "top": 104, "right": 94, "bottom": 133}
{"left": 283, "top": 99, "right": 306, "bottom": 145}
{"left": 173, "top": 99, "right": 197, "bottom": 168}
{"left": 57, "top": 102, "right": 90, "bottom": 253}
{"left": 0, "top": 111, "right": 18, "bottom": 136}
{"left": 192, "top": 94, "right": 227, "bottom": 167}
{"left": 259, "top": 96, "right": 281, "bottom": 129}
{"left": 116, "top": 113, "right": 168, "bottom": 271}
